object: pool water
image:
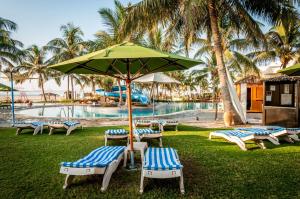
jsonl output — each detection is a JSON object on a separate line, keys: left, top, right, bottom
{"left": 16, "top": 102, "right": 220, "bottom": 119}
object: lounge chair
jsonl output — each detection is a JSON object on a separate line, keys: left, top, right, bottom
{"left": 104, "top": 129, "right": 129, "bottom": 146}
{"left": 159, "top": 120, "right": 178, "bottom": 131}
{"left": 209, "top": 130, "right": 266, "bottom": 151}
{"left": 48, "top": 121, "right": 81, "bottom": 136}
{"left": 60, "top": 146, "right": 126, "bottom": 191}
{"left": 140, "top": 147, "right": 184, "bottom": 194}
{"left": 286, "top": 128, "right": 300, "bottom": 141}
{"left": 134, "top": 120, "right": 153, "bottom": 129}
{"left": 14, "top": 121, "right": 45, "bottom": 135}
{"left": 134, "top": 128, "right": 162, "bottom": 147}
{"left": 237, "top": 126, "right": 293, "bottom": 143}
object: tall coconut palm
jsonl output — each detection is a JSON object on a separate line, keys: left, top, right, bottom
{"left": 18, "top": 45, "right": 61, "bottom": 102}
{"left": 192, "top": 54, "right": 220, "bottom": 120}
{"left": 123, "top": 0, "right": 298, "bottom": 124}
{"left": 47, "top": 23, "right": 87, "bottom": 100}
{"left": 251, "top": 20, "right": 300, "bottom": 69}
{"left": 0, "top": 17, "right": 23, "bottom": 77}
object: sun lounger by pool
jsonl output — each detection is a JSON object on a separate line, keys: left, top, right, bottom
{"left": 48, "top": 121, "right": 81, "bottom": 136}
{"left": 159, "top": 120, "right": 178, "bottom": 131}
{"left": 104, "top": 129, "right": 129, "bottom": 146}
{"left": 134, "top": 120, "right": 153, "bottom": 128}
{"left": 237, "top": 126, "right": 293, "bottom": 143}
{"left": 209, "top": 130, "right": 266, "bottom": 151}
{"left": 134, "top": 128, "right": 162, "bottom": 147}
{"left": 60, "top": 146, "right": 126, "bottom": 191}
{"left": 14, "top": 121, "right": 45, "bottom": 135}
{"left": 140, "top": 147, "right": 184, "bottom": 194}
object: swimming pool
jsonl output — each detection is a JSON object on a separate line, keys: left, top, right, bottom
{"left": 16, "top": 102, "right": 221, "bottom": 119}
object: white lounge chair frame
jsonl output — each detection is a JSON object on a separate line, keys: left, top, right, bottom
{"left": 140, "top": 150, "right": 184, "bottom": 194}
{"left": 250, "top": 126, "right": 295, "bottom": 143}
{"left": 15, "top": 123, "right": 44, "bottom": 135}
{"left": 135, "top": 132, "right": 163, "bottom": 147}
{"left": 60, "top": 151, "right": 124, "bottom": 192}
{"left": 48, "top": 122, "right": 81, "bottom": 136}
{"left": 105, "top": 134, "right": 129, "bottom": 146}
{"left": 209, "top": 131, "right": 266, "bottom": 151}
{"left": 134, "top": 120, "right": 153, "bottom": 129}
{"left": 160, "top": 120, "right": 178, "bottom": 131}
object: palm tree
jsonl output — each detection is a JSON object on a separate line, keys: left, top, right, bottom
{"left": 18, "top": 45, "right": 61, "bottom": 102}
{"left": 251, "top": 20, "right": 300, "bottom": 69}
{"left": 47, "top": 23, "right": 87, "bottom": 100}
{"left": 192, "top": 54, "right": 219, "bottom": 120}
{"left": 194, "top": 27, "right": 260, "bottom": 79}
{"left": 123, "top": 0, "right": 298, "bottom": 124}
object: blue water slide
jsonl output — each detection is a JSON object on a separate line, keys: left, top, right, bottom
{"left": 96, "top": 86, "right": 149, "bottom": 105}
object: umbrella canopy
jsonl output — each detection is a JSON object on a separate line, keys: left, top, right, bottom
{"left": 50, "top": 42, "right": 200, "bottom": 168}
{"left": 0, "top": 83, "right": 16, "bottom": 91}
{"left": 133, "top": 72, "right": 180, "bottom": 84}
{"left": 278, "top": 63, "right": 300, "bottom": 76}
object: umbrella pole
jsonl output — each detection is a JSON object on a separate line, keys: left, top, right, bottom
{"left": 10, "top": 72, "right": 15, "bottom": 125}
{"left": 126, "top": 79, "right": 135, "bottom": 169}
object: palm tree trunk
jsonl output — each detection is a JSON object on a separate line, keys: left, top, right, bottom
{"left": 67, "top": 75, "right": 70, "bottom": 100}
{"left": 208, "top": 0, "right": 242, "bottom": 124}
{"left": 40, "top": 78, "right": 47, "bottom": 102}
{"left": 117, "top": 79, "right": 123, "bottom": 106}
{"left": 71, "top": 76, "right": 74, "bottom": 101}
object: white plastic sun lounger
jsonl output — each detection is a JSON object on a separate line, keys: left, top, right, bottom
{"left": 48, "top": 121, "right": 81, "bottom": 136}
{"left": 159, "top": 120, "right": 179, "bottom": 131}
{"left": 134, "top": 120, "right": 153, "bottom": 128}
{"left": 60, "top": 146, "right": 126, "bottom": 191}
{"left": 140, "top": 147, "right": 184, "bottom": 194}
{"left": 134, "top": 128, "right": 163, "bottom": 147}
{"left": 209, "top": 130, "right": 266, "bottom": 151}
{"left": 104, "top": 129, "right": 129, "bottom": 146}
{"left": 14, "top": 121, "right": 45, "bottom": 135}
{"left": 237, "top": 126, "right": 293, "bottom": 143}
{"left": 286, "top": 128, "right": 300, "bottom": 141}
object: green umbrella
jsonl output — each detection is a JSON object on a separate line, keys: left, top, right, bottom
{"left": 51, "top": 42, "right": 200, "bottom": 168}
{"left": 278, "top": 63, "right": 300, "bottom": 76}
{"left": 0, "top": 83, "right": 16, "bottom": 91}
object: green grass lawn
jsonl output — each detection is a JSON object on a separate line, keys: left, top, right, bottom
{"left": 1, "top": 126, "right": 300, "bottom": 198}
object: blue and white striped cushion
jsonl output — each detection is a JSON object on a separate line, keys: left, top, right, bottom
{"left": 64, "top": 121, "right": 80, "bottom": 127}
{"left": 31, "top": 122, "right": 44, "bottom": 126}
{"left": 287, "top": 128, "right": 300, "bottom": 132}
{"left": 143, "top": 147, "right": 183, "bottom": 170}
{"left": 134, "top": 128, "right": 160, "bottom": 135}
{"left": 217, "top": 130, "right": 253, "bottom": 138}
{"left": 61, "top": 146, "right": 126, "bottom": 168}
{"left": 105, "top": 129, "right": 128, "bottom": 135}
{"left": 236, "top": 128, "right": 271, "bottom": 135}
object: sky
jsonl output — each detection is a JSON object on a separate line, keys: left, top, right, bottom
{"left": 0, "top": 0, "right": 141, "bottom": 94}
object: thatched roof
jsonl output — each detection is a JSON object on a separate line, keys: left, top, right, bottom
{"left": 263, "top": 75, "right": 300, "bottom": 82}
{"left": 234, "top": 75, "right": 262, "bottom": 84}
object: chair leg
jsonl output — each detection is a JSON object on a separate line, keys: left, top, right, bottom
{"left": 66, "top": 126, "right": 76, "bottom": 136}
{"left": 180, "top": 169, "right": 185, "bottom": 194}
{"left": 289, "top": 134, "right": 300, "bottom": 141}
{"left": 101, "top": 160, "right": 119, "bottom": 192}
{"left": 255, "top": 140, "right": 266, "bottom": 149}
{"left": 49, "top": 127, "right": 54, "bottom": 135}
{"left": 140, "top": 171, "right": 144, "bottom": 194}
{"left": 105, "top": 135, "right": 108, "bottom": 146}
{"left": 16, "top": 128, "right": 22, "bottom": 135}
{"left": 63, "top": 175, "right": 74, "bottom": 189}
{"left": 123, "top": 150, "right": 128, "bottom": 167}
{"left": 267, "top": 135, "right": 280, "bottom": 145}
{"left": 33, "top": 126, "right": 41, "bottom": 135}
{"left": 159, "top": 137, "right": 163, "bottom": 147}
{"left": 283, "top": 135, "right": 294, "bottom": 143}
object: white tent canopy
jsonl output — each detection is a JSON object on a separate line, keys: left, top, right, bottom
{"left": 133, "top": 72, "right": 180, "bottom": 84}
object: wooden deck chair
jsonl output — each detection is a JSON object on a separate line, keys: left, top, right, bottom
{"left": 60, "top": 146, "right": 126, "bottom": 191}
